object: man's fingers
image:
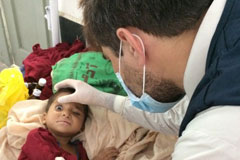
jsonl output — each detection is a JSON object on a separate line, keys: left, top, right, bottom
{"left": 57, "top": 94, "right": 76, "bottom": 104}
{"left": 54, "top": 79, "right": 75, "bottom": 91}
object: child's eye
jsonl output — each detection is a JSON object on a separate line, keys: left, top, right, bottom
{"left": 73, "top": 111, "right": 81, "bottom": 116}
{"left": 55, "top": 105, "right": 63, "bottom": 111}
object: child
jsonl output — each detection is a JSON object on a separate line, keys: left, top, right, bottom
{"left": 18, "top": 88, "right": 119, "bottom": 160}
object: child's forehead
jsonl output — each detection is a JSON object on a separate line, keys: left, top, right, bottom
{"left": 52, "top": 94, "right": 86, "bottom": 111}
{"left": 72, "top": 103, "right": 86, "bottom": 111}
{"left": 56, "top": 91, "right": 72, "bottom": 97}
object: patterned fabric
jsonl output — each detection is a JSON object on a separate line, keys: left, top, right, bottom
{"left": 52, "top": 51, "right": 126, "bottom": 96}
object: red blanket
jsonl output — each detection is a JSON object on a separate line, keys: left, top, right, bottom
{"left": 18, "top": 128, "right": 88, "bottom": 160}
{"left": 23, "top": 40, "right": 85, "bottom": 100}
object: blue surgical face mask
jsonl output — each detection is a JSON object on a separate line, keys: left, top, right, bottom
{"left": 115, "top": 34, "right": 178, "bottom": 113}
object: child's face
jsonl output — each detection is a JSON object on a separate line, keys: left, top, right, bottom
{"left": 43, "top": 92, "right": 86, "bottom": 137}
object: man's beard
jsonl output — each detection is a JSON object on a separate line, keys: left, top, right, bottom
{"left": 122, "top": 65, "right": 185, "bottom": 103}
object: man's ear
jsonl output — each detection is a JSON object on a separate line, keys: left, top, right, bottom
{"left": 116, "top": 28, "right": 145, "bottom": 66}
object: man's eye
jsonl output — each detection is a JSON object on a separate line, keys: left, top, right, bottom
{"left": 55, "top": 105, "right": 63, "bottom": 111}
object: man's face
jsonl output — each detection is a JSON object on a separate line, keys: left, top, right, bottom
{"left": 44, "top": 92, "right": 86, "bottom": 137}
{"left": 102, "top": 32, "right": 186, "bottom": 102}
{"left": 122, "top": 60, "right": 184, "bottom": 102}
{"left": 102, "top": 45, "right": 185, "bottom": 103}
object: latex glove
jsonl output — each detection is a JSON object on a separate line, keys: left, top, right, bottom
{"left": 54, "top": 79, "right": 115, "bottom": 107}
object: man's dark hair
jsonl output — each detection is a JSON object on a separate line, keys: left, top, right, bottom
{"left": 80, "top": 0, "right": 213, "bottom": 55}
{"left": 46, "top": 88, "right": 88, "bottom": 121}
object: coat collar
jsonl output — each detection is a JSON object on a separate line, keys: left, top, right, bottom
{"left": 183, "top": 0, "right": 227, "bottom": 99}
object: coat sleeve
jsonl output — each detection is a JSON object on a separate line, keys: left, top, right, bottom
{"left": 112, "top": 95, "right": 189, "bottom": 135}
{"left": 172, "top": 106, "right": 240, "bottom": 159}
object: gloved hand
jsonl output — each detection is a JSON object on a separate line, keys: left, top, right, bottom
{"left": 54, "top": 79, "right": 115, "bottom": 107}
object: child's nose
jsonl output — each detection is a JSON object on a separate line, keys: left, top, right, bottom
{"left": 62, "top": 110, "right": 70, "bottom": 118}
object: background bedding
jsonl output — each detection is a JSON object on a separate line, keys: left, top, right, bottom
{"left": 0, "top": 99, "right": 176, "bottom": 160}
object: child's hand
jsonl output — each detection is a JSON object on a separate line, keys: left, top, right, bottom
{"left": 93, "top": 147, "right": 119, "bottom": 160}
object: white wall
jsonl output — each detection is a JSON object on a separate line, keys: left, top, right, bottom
{"left": 58, "top": 0, "right": 83, "bottom": 25}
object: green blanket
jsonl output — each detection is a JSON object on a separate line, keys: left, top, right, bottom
{"left": 52, "top": 51, "right": 126, "bottom": 96}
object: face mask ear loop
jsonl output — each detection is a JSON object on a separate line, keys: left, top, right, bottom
{"left": 143, "top": 64, "right": 146, "bottom": 94}
{"left": 142, "top": 43, "right": 146, "bottom": 95}
{"left": 132, "top": 34, "right": 146, "bottom": 95}
{"left": 119, "top": 40, "right": 123, "bottom": 75}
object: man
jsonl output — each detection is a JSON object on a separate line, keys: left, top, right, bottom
{"left": 55, "top": 0, "right": 240, "bottom": 159}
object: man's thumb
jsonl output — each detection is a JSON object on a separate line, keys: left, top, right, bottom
{"left": 57, "top": 95, "right": 74, "bottom": 104}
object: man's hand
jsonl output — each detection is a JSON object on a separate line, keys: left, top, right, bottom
{"left": 54, "top": 79, "right": 116, "bottom": 108}
{"left": 54, "top": 79, "right": 101, "bottom": 105}
{"left": 93, "top": 147, "right": 119, "bottom": 160}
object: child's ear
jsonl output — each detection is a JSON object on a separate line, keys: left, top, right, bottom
{"left": 81, "top": 126, "right": 85, "bottom": 132}
{"left": 80, "top": 120, "right": 86, "bottom": 132}
{"left": 42, "top": 112, "right": 47, "bottom": 125}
